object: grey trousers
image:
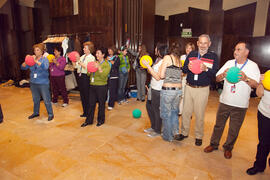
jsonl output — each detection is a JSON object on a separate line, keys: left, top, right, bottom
{"left": 136, "top": 68, "right": 147, "bottom": 100}
{"left": 210, "top": 103, "right": 247, "bottom": 151}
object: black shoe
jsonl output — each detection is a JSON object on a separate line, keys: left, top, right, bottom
{"left": 195, "top": 139, "right": 202, "bottom": 146}
{"left": 48, "top": 115, "right": 54, "bottom": 121}
{"left": 80, "top": 114, "right": 87, "bottom": 117}
{"left": 96, "top": 122, "right": 104, "bottom": 127}
{"left": 174, "top": 134, "right": 188, "bottom": 141}
{"left": 28, "top": 114, "right": 39, "bottom": 119}
{"left": 141, "top": 99, "right": 145, "bottom": 102}
{"left": 136, "top": 98, "right": 140, "bottom": 101}
{"left": 81, "top": 122, "right": 92, "bottom": 127}
{"left": 246, "top": 167, "right": 264, "bottom": 175}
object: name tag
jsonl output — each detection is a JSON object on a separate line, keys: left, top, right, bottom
{"left": 34, "top": 73, "right": 37, "bottom": 78}
{"left": 194, "top": 75, "right": 198, "bottom": 81}
{"left": 91, "top": 77, "right": 94, "bottom": 82}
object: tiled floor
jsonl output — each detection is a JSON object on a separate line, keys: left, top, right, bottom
{"left": 0, "top": 86, "right": 269, "bottom": 179}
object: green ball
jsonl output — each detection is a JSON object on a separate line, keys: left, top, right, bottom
{"left": 132, "top": 109, "right": 141, "bottom": 118}
{"left": 226, "top": 67, "right": 241, "bottom": 84}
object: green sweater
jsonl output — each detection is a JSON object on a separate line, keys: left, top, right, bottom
{"left": 119, "top": 54, "right": 130, "bottom": 73}
{"left": 90, "top": 61, "right": 111, "bottom": 86}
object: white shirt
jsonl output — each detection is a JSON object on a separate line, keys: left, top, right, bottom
{"left": 150, "top": 59, "right": 164, "bottom": 90}
{"left": 258, "top": 89, "right": 270, "bottom": 118}
{"left": 216, "top": 59, "right": 260, "bottom": 108}
{"left": 76, "top": 53, "right": 95, "bottom": 74}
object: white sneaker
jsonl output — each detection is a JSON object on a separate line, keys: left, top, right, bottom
{"left": 108, "top": 107, "right": 113, "bottom": 110}
{"left": 52, "top": 102, "right": 58, "bottom": 105}
{"left": 147, "top": 131, "right": 160, "bottom": 137}
{"left": 62, "top": 103, "right": 68, "bottom": 107}
{"left": 144, "top": 128, "right": 154, "bottom": 133}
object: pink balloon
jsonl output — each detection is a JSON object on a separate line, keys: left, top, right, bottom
{"left": 87, "top": 61, "right": 98, "bottom": 73}
{"left": 191, "top": 60, "right": 203, "bottom": 74}
{"left": 68, "top": 51, "right": 79, "bottom": 62}
{"left": 25, "top": 55, "right": 35, "bottom": 66}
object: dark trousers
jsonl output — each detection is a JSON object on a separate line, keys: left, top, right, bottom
{"left": 0, "top": 104, "right": 3, "bottom": 123}
{"left": 146, "top": 89, "right": 162, "bottom": 134}
{"left": 50, "top": 75, "right": 69, "bottom": 104}
{"left": 85, "top": 85, "right": 108, "bottom": 124}
{"left": 253, "top": 110, "right": 270, "bottom": 170}
{"left": 210, "top": 103, "right": 247, "bottom": 151}
{"left": 108, "top": 78, "right": 118, "bottom": 108}
{"left": 77, "top": 73, "right": 90, "bottom": 116}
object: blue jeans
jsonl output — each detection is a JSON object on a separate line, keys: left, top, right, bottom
{"left": 118, "top": 72, "right": 128, "bottom": 101}
{"left": 30, "top": 83, "right": 53, "bottom": 117}
{"left": 160, "top": 89, "right": 182, "bottom": 141}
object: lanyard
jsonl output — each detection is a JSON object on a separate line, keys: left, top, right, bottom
{"left": 93, "top": 60, "right": 105, "bottom": 78}
{"left": 235, "top": 59, "right": 248, "bottom": 70}
{"left": 80, "top": 55, "right": 87, "bottom": 73}
{"left": 197, "top": 53, "right": 201, "bottom": 60}
{"left": 124, "top": 56, "right": 128, "bottom": 67}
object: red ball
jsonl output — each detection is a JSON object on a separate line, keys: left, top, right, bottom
{"left": 87, "top": 61, "right": 98, "bottom": 73}
{"left": 68, "top": 51, "right": 80, "bottom": 62}
{"left": 190, "top": 60, "right": 203, "bottom": 74}
{"left": 25, "top": 55, "right": 35, "bottom": 66}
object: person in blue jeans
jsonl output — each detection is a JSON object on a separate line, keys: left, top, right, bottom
{"left": 144, "top": 43, "right": 182, "bottom": 142}
{"left": 118, "top": 46, "right": 130, "bottom": 104}
{"left": 21, "top": 43, "right": 54, "bottom": 121}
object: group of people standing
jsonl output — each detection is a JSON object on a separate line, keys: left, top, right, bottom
{"left": 20, "top": 33, "right": 269, "bottom": 176}
{"left": 143, "top": 34, "right": 269, "bottom": 176}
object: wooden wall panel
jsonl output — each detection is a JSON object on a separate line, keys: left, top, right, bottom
{"left": 265, "top": 2, "right": 270, "bottom": 36}
{"left": 0, "top": 0, "right": 22, "bottom": 80}
{"left": 168, "top": 12, "right": 189, "bottom": 37}
{"left": 154, "top": 15, "right": 167, "bottom": 45}
{"left": 49, "top": 0, "right": 73, "bottom": 18}
{"left": 223, "top": 3, "right": 256, "bottom": 36}
{"left": 168, "top": 8, "right": 209, "bottom": 38}
{"left": 48, "top": 0, "right": 114, "bottom": 49}
{"left": 188, "top": 8, "right": 209, "bottom": 37}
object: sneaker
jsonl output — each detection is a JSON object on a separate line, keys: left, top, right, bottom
{"left": 108, "top": 107, "right": 113, "bottom": 110}
{"left": 123, "top": 99, "right": 129, "bottom": 104}
{"left": 144, "top": 128, "right": 154, "bottom": 133}
{"left": 174, "top": 134, "right": 188, "bottom": 141}
{"left": 195, "top": 139, "right": 202, "bottom": 146}
{"left": 52, "top": 102, "right": 58, "bottom": 105}
{"left": 62, "top": 103, "right": 68, "bottom": 107}
{"left": 147, "top": 131, "right": 160, "bottom": 137}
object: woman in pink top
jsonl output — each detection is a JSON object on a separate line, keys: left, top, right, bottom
{"left": 49, "top": 46, "right": 69, "bottom": 107}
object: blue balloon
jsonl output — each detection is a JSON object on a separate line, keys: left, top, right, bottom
{"left": 132, "top": 109, "right": 141, "bottom": 118}
{"left": 226, "top": 67, "right": 241, "bottom": 83}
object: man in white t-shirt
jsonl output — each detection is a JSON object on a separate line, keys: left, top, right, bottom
{"left": 204, "top": 42, "right": 260, "bottom": 159}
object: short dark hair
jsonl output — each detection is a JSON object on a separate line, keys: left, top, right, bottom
{"left": 54, "top": 46, "right": 63, "bottom": 56}
{"left": 238, "top": 41, "right": 251, "bottom": 51}
{"left": 157, "top": 44, "right": 168, "bottom": 58}
{"left": 96, "top": 47, "right": 108, "bottom": 57}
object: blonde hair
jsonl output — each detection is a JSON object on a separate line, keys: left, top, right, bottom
{"left": 33, "top": 43, "right": 45, "bottom": 53}
{"left": 83, "top": 41, "right": 95, "bottom": 53}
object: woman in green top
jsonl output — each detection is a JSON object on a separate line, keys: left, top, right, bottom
{"left": 81, "top": 47, "right": 111, "bottom": 127}
{"left": 118, "top": 46, "right": 130, "bottom": 104}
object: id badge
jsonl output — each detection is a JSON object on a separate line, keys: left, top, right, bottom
{"left": 91, "top": 77, "right": 94, "bottom": 82}
{"left": 79, "top": 73, "right": 81, "bottom": 77}
{"left": 231, "top": 85, "right": 236, "bottom": 93}
{"left": 34, "top": 73, "right": 37, "bottom": 78}
{"left": 194, "top": 75, "right": 198, "bottom": 81}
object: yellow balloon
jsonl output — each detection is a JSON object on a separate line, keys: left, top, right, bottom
{"left": 47, "top": 54, "right": 55, "bottom": 63}
{"left": 262, "top": 70, "right": 270, "bottom": 91}
{"left": 140, "top": 55, "right": 153, "bottom": 68}
{"left": 181, "top": 60, "right": 185, "bottom": 67}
